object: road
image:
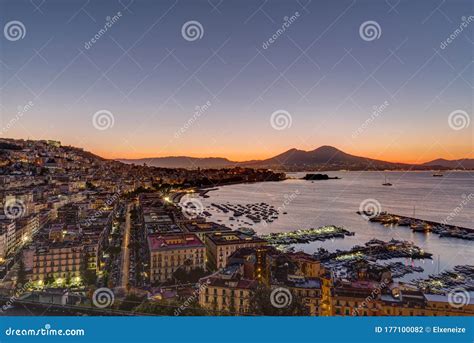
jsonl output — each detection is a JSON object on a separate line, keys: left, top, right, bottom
{"left": 120, "top": 202, "right": 132, "bottom": 289}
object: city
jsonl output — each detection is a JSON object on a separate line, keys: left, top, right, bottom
{"left": 0, "top": 138, "right": 472, "bottom": 316}
{"left": 0, "top": 0, "right": 472, "bottom": 341}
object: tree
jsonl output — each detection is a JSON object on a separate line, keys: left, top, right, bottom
{"left": 44, "top": 274, "right": 55, "bottom": 286}
{"left": 249, "top": 286, "right": 308, "bottom": 316}
{"left": 80, "top": 253, "right": 97, "bottom": 286}
{"left": 134, "top": 300, "right": 207, "bottom": 316}
{"left": 17, "top": 259, "right": 27, "bottom": 286}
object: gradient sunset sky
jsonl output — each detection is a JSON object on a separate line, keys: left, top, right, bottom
{"left": 0, "top": 0, "right": 472, "bottom": 163}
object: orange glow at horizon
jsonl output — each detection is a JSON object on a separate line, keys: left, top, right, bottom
{"left": 97, "top": 146, "right": 473, "bottom": 164}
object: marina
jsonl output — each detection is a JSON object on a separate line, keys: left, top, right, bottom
{"left": 313, "top": 238, "right": 432, "bottom": 262}
{"left": 260, "top": 225, "right": 354, "bottom": 245}
{"left": 360, "top": 211, "right": 474, "bottom": 241}
{"left": 410, "top": 265, "right": 474, "bottom": 295}
{"left": 180, "top": 171, "right": 474, "bottom": 282}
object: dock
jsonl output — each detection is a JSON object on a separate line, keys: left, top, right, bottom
{"left": 358, "top": 211, "right": 474, "bottom": 240}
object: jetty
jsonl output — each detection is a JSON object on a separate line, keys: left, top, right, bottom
{"left": 260, "top": 225, "right": 354, "bottom": 245}
{"left": 357, "top": 211, "right": 474, "bottom": 241}
{"left": 313, "top": 238, "right": 432, "bottom": 262}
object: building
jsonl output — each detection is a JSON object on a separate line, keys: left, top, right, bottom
{"left": 205, "top": 232, "right": 267, "bottom": 270}
{"left": 148, "top": 233, "right": 206, "bottom": 283}
{"left": 32, "top": 242, "right": 83, "bottom": 284}
{"left": 199, "top": 267, "right": 258, "bottom": 315}
{"left": 182, "top": 221, "right": 231, "bottom": 242}
{"left": 31, "top": 224, "right": 100, "bottom": 286}
{"left": 0, "top": 220, "right": 16, "bottom": 257}
{"left": 57, "top": 204, "right": 79, "bottom": 225}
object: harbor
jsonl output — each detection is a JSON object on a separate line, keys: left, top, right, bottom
{"left": 260, "top": 225, "right": 354, "bottom": 245}
{"left": 358, "top": 211, "right": 474, "bottom": 241}
{"left": 313, "top": 238, "right": 432, "bottom": 262}
{"left": 410, "top": 265, "right": 474, "bottom": 295}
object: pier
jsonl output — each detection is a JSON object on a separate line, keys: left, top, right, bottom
{"left": 358, "top": 211, "right": 474, "bottom": 241}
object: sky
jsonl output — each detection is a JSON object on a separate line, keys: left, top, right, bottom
{"left": 0, "top": 0, "right": 472, "bottom": 163}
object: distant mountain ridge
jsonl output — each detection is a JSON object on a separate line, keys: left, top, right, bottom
{"left": 423, "top": 158, "right": 474, "bottom": 169}
{"left": 118, "top": 146, "right": 472, "bottom": 171}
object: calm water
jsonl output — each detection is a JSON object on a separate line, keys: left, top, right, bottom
{"left": 181, "top": 171, "right": 474, "bottom": 281}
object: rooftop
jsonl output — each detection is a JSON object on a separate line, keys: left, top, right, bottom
{"left": 148, "top": 233, "right": 205, "bottom": 251}
{"left": 206, "top": 231, "right": 267, "bottom": 245}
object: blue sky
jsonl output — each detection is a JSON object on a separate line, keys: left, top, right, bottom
{"left": 0, "top": 0, "right": 472, "bottom": 162}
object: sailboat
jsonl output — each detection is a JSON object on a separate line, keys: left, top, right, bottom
{"left": 382, "top": 175, "right": 392, "bottom": 186}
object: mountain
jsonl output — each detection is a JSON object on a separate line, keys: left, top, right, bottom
{"left": 118, "top": 146, "right": 472, "bottom": 171}
{"left": 117, "top": 156, "right": 237, "bottom": 169}
{"left": 423, "top": 158, "right": 474, "bottom": 170}
{"left": 119, "top": 146, "right": 412, "bottom": 171}
{"left": 243, "top": 146, "right": 411, "bottom": 170}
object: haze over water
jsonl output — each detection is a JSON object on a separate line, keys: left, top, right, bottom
{"left": 181, "top": 171, "right": 474, "bottom": 281}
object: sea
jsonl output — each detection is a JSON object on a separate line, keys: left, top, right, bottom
{"left": 180, "top": 171, "right": 474, "bottom": 282}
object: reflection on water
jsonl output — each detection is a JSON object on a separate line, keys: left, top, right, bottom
{"left": 181, "top": 171, "right": 474, "bottom": 281}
